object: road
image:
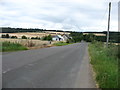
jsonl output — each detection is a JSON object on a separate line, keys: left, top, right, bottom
{"left": 2, "top": 42, "right": 96, "bottom": 88}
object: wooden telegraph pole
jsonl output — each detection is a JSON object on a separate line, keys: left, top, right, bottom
{"left": 106, "top": 2, "right": 111, "bottom": 47}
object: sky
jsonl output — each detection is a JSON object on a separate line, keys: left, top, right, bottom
{"left": 0, "top": 0, "right": 119, "bottom": 32}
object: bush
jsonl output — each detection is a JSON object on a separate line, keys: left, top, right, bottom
{"left": 42, "top": 35, "right": 52, "bottom": 41}
{"left": 1, "top": 34, "right": 10, "bottom": 38}
{"left": 31, "top": 37, "right": 41, "bottom": 40}
{"left": 83, "top": 34, "right": 96, "bottom": 42}
{"left": 6, "top": 34, "right": 10, "bottom": 38}
{"left": 70, "top": 32, "right": 83, "bottom": 42}
{"left": 54, "top": 41, "right": 70, "bottom": 46}
{"left": 11, "top": 36, "right": 18, "bottom": 39}
{"left": 22, "top": 35, "right": 27, "bottom": 39}
{"left": 66, "top": 39, "right": 74, "bottom": 43}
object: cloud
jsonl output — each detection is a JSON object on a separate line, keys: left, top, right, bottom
{"left": 0, "top": 0, "right": 118, "bottom": 32}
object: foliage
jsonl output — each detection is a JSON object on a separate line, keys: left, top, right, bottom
{"left": 11, "top": 36, "right": 18, "bottom": 39}
{"left": 95, "top": 36, "right": 106, "bottom": 42}
{"left": 53, "top": 41, "right": 71, "bottom": 46}
{"left": 1, "top": 34, "right": 10, "bottom": 38}
{"left": 42, "top": 35, "right": 52, "bottom": 41}
{"left": 1, "top": 41, "right": 28, "bottom": 52}
{"left": 21, "top": 35, "right": 27, "bottom": 39}
{"left": 1, "top": 27, "right": 66, "bottom": 33}
{"left": 69, "top": 32, "right": 83, "bottom": 42}
{"left": 89, "top": 42, "right": 119, "bottom": 88}
{"left": 109, "top": 32, "right": 120, "bottom": 43}
{"left": 31, "top": 37, "right": 41, "bottom": 40}
{"left": 1, "top": 27, "right": 44, "bottom": 33}
{"left": 83, "top": 33, "right": 96, "bottom": 42}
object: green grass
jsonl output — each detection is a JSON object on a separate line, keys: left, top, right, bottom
{"left": 0, "top": 41, "right": 28, "bottom": 52}
{"left": 53, "top": 41, "right": 73, "bottom": 46}
{"left": 89, "top": 42, "right": 118, "bottom": 88}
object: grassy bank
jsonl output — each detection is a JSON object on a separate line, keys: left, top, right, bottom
{"left": 89, "top": 42, "right": 118, "bottom": 88}
{"left": 53, "top": 41, "right": 73, "bottom": 46}
{"left": 1, "top": 41, "right": 28, "bottom": 52}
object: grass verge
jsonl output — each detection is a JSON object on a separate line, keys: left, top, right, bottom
{"left": 0, "top": 41, "right": 28, "bottom": 52}
{"left": 88, "top": 42, "right": 118, "bottom": 88}
{"left": 53, "top": 41, "right": 73, "bottom": 46}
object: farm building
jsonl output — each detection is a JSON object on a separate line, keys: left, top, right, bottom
{"left": 52, "top": 35, "right": 64, "bottom": 41}
{"left": 52, "top": 34, "right": 71, "bottom": 41}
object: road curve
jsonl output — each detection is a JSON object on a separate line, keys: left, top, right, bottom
{"left": 2, "top": 42, "right": 96, "bottom": 88}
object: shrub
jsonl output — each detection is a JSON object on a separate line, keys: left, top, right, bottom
{"left": 66, "top": 39, "right": 74, "bottom": 43}
{"left": 83, "top": 34, "right": 96, "bottom": 42}
{"left": 47, "top": 35, "right": 52, "bottom": 41}
{"left": 6, "top": 34, "right": 10, "bottom": 38}
{"left": 31, "top": 37, "right": 41, "bottom": 40}
{"left": 70, "top": 32, "right": 83, "bottom": 42}
{"left": 1, "top": 35, "right": 6, "bottom": 38}
{"left": 42, "top": 35, "right": 52, "bottom": 41}
{"left": 22, "top": 35, "right": 27, "bottom": 39}
{"left": 11, "top": 36, "right": 18, "bottom": 39}
{"left": 1, "top": 34, "right": 10, "bottom": 38}
{"left": 54, "top": 41, "right": 70, "bottom": 46}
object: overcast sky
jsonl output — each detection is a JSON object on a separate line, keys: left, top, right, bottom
{"left": 0, "top": 0, "right": 119, "bottom": 32}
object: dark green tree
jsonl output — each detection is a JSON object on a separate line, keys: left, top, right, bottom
{"left": 11, "top": 36, "right": 17, "bottom": 39}
{"left": 22, "top": 35, "right": 27, "bottom": 39}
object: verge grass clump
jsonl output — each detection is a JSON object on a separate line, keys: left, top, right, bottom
{"left": 89, "top": 42, "right": 118, "bottom": 88}
{"left": 1, "top": 41, "right": 28, "bottom": 52}
{"left": 53, "top": 41, "right": 72, "bottom": 46}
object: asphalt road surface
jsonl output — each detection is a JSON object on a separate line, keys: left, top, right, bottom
{"left": 2, "top": 42, "right": 96, "bottom": 88}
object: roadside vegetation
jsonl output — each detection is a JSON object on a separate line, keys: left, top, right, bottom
{"left": 89, "top": 42, "right": 119, "bottom": 88}
{"left": 53, "top": 41, "right": 73, "bottom": 46}
{"left": 41, "top": 35, "right": 52, "bottom": 41}
{"left": 1, "top": 41, "right": 28, "bottom": 52}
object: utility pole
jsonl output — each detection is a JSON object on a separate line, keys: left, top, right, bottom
{"left": 106, "top": 2, "right": 111, "bottom": 47}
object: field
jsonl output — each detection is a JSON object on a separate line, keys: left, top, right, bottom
{"left": 0, "top": 38, "right": 58, "bottom": 50}
{"left": 89, "top": 42, "right": 119, "bottom": 88}
{"left": 0, "top": 32, "right": 52, "bottom": 38}
{"left": 0, "top": 32, "right": 70, "bottom": 38}
{"left": 83, "top": 33, "right": 106, "bottom": 36}
{"left": 1, "top": 42, "right": 28, "bottom": 52}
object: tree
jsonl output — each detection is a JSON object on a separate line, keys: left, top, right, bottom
{"left": 42, "top": 35, "right": 52, "bottom": 41}
{"left": 69, "top": 32, "right": 83, "bottom": 42}
{"left": 22, "top": 35, "right": 27, "bottom": 39}
{"left": 11, "top": 36, "right": 17, "bottom": 39}
{"left": 1, "top": 34, "right": 10, "bottom": 38}
{"left": 47, "top": 35, "right": 52, "bottom": 41}
{"left": 6, "top": 34, "right": 10, "bottom": 38}
{"left": 83, "top": 34, "right": 96, "bottom": 42}
{"left": 1, "top": 34, "right": 6, "bottom": 38}
{"left": 31, "top": 37, "right": 41, "bottom": 40}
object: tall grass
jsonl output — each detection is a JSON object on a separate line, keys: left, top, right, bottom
{"left": 53, "top": 41, "right": 73, "bottom": 46}
{"left": 1, "top": 41, "right": 28, "bottom": 52}
{"left": 89, "top": 42, "right": 118, "bottom": 88}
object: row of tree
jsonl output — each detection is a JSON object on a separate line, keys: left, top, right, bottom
{"left": 69, "top": 32, "right": 120, "bottom": 43}
{"left": 1, "top": 34, "right": 52, "bottom": 41}
{"left": 1, "top": 32, "right": 119, "bottom": 43}
{"left": 1, "top": 27, "right": 66, "bottom": 33}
